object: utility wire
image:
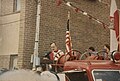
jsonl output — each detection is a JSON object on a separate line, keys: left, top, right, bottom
{"left": 0, "top": 15, "right": 38, "bottom": 26}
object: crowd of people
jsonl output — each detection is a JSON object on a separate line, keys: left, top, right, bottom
{"left": 0, "top": 69, "right": 60, "bottom": 81}
{"left": 0, "top": 42, "right": 112, "bottom": 81}
{"left": 43, "top": 42, "right": 111, "bottom": 61}
{"left": 41, "top": 42, "right": 112, "bottom": 72}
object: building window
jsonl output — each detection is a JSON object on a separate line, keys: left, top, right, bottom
{"left": 14, "top": 0, "right": 20, "bottom": 12}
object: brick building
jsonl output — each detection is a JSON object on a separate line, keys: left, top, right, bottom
{"left": 0, "top": 0, "right": 110, "bottom": 69}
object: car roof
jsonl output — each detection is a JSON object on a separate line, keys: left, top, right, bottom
{"left": 64, "top": 60, "right": 120, "bottom": 71}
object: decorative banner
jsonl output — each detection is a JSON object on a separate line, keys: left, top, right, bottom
{"left": 98, "top": 0, "right": 110, "bottom": 7}
{"left": 56, "top": 0, "right": 109, "bottom": 29}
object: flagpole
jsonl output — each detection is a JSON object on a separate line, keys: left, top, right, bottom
{"left": 66, "top": 11, "right": 73, "bottom": 57}
{"left": 118, "top": 8, "right": 120, "bottom": 52}
{"left": 67, "top": 11, "right": 70, "bottom": 31}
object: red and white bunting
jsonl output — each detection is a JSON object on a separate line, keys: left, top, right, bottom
{"left": 56, "top": 0, "right": 109, "bottom": 29}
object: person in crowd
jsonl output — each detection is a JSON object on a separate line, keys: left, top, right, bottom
{"left": 87, "top": 47, "right": 96, "bottom": 56}
{"left": 80, "top": 47, "right": 96, "bottom": 60}
{"left": 85, "top": 47, "right": 98, "bottom": 60}
{"left": 103, "top": 44, "right": 110, "bottom": 60}
{"left": 0, "top": 69, "right": 41, "bottom": 81}
{"left": 43, "top": 42, "right": 64, "bottom": 72}
{"left": 40, "top": 70, "right": 60, "bottom": 81}
{"left": 0, "top": 69, "right": 59, "bottom": 81}
{"left": 45, "top": 42, "right": 64, "bottom": 61}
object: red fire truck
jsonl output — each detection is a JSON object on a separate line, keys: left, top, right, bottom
{"left": 54, "top": 50, "right": 120, "bottom": 81}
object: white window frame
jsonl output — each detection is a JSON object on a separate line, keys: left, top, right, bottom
{"left": 92, "top": 69, "right": 120, "bottom": 81}
{"left": 13, "top": 0, "right": 20, "bottom": 12}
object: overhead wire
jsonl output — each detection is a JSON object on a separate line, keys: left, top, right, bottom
{"left": 0, "top": 15, "right": 37, "bottom": 26}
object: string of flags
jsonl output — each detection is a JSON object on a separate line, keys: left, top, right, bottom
{"left": 98, "top": 0, "right": 120, "bottom": 11}
{"left": 98, "top": 0, "right": 110, "bottom": 7}
{"left": 56, "top": 0, "right": 110, "bottom": 29}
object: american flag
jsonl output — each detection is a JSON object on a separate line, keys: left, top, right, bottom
{"left": 66, "top": 11, "right": 72, "bottom": 53}
{"left": 110, "top": 0, "right": 120, "bottom": 51}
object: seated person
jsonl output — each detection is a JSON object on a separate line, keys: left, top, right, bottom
{"left": 85, "top": 47, "right": 98, "bottom": 60}
{"left": 103, "top": 44, "right": 110, "bottom": 60}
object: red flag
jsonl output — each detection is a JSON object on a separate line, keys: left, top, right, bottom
{"left": 66, "top": 11, "right": 72, "bottom": 53}
{"left": 56, "top": 0, "right": 62, "bottom": 6}
{"left": 110, "top": 0, "right": 119, "bottom": 51}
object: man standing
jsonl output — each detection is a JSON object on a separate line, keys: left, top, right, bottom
{"left": 43, "top": 42, "right": 64, "bottom": 72}
{"left": 49, "top": 42, "right": 64, "bottom": 61}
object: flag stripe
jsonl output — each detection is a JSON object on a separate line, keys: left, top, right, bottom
{"left": 66, "top": 30, "right": 72, "bottom": 53}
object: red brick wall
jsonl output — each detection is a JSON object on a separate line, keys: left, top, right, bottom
{"left": 0, "top": 0, "right": 110, "bottom": 69}
{"left": 39, "top": 0, "right": 110, "bottom": 55}
{"left": 17, "top": 0, "right": 37, "bottom": 69}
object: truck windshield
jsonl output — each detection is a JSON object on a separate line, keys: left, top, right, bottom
{"left": 92, "top": 70, "right": 120, "bottom": 81}
{"left": 65, "top": 71, "right": 89, "bottom": 81}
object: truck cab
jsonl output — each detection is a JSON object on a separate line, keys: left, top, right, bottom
{"left": 62, "top": 51, "right": 120, "bottom": 81}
